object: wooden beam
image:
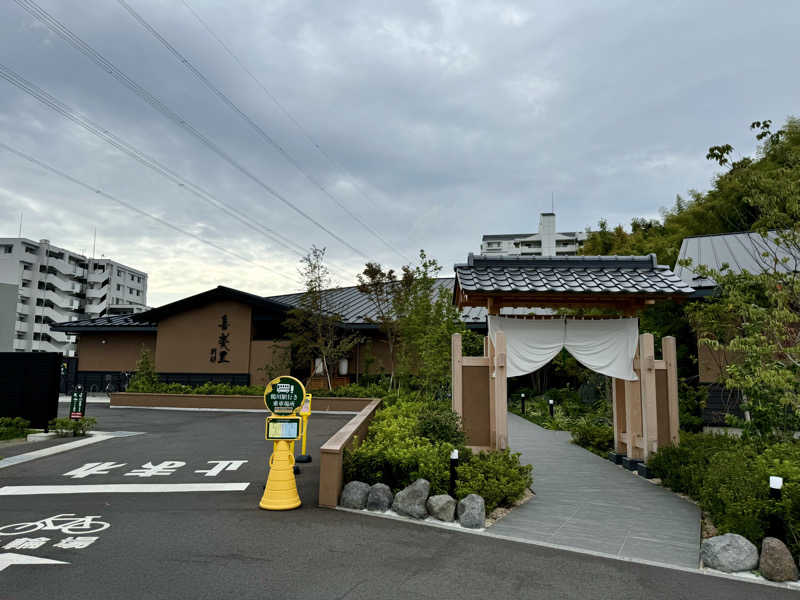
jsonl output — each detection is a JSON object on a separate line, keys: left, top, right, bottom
{"left": 451, "top": 333, "right": 463, "bottom": 417}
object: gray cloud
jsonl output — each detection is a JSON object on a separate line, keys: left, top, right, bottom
{"left": 1, "top": 0, "right": 798, "bottom": 306}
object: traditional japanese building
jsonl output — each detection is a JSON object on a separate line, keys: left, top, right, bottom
{"left": 50, "top": 281, "right": 485, "bottom": 392}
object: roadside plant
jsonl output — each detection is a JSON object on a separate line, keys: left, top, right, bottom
{"left": 455, "top": 449, "right": 532, "bottom": 513}
{"left": 127, "top": 346, "right": 158, "bottom": 392}
{"left": 48, "top": 417, "right": 97, "bottom": 437}
{"left": 0, "top": 417, "right": 31, "bottom": 440}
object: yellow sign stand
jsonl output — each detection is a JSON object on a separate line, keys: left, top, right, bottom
{"left": 296, "top": 393, "right": 312, "bottom": 463}
{"left": 260, "top": 376, "right": 309, "bottom": 511}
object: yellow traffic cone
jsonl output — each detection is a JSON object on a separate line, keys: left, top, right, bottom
{"left": 259, "top": 440, "right": 301, "bottom": 510}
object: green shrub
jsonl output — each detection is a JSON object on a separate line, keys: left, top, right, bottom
{"left": 0, "top": 417, "right": 31, "bottom": 440}
{"left": 48, "top": 417, "right": 97, "bottom": 437}
{"left": 455, "top": 449, "right": 533, "bottom": 513}
{"left": 417, "top": 403, "right": 466, "bottom": 446}
{"left": 648, "top": 432, "right": 742, "bottom": 497}
{"left": 569, "top": 418, "right": 613, "bottom": 456}
{"left": 699, "top": 448, "right": 770, "bottom": 544}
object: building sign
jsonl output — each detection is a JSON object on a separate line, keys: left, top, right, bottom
{"left": 69, "top": 386, "right": 87, "bottom": 420}
{"left": 209, "top": 313, "right": 231, "bottom": 364}
{"left": 263, "top": 376, "right": 305, "bottom": 415}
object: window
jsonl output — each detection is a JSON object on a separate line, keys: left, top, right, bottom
{"left": 1, "top": 244, "right": 12, "bottom": 254}
{"left": 24, "top": 246, "right": 38, "bottom": 255}
{"left": 486, "top": 242, "right": 501, "bottom": 248}
{"left": 116, "top": 284, "right": 122, "bottom": 291}
{"left": 130, "top": 274, "right": 135, "bottom": 282}
{"left": 22, "top": 263, "right": 32, "bottom": 271}
{"left": 128, "top": 287, "right": 134, "bottom": 294}
{"left": 137, "top": 276, "right": 142, "bottom": 283}
{"left": 117, "top": 269, "right": 122, "bottom": 277}
{"left": 136, "top": 290, "right": 141, "bottom": 296}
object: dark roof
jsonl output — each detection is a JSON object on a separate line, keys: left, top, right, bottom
{"left": 455, "top": 253, "right": 693, "bottom": 296}
{"left": 675, "top": 231, "right": 800, "bottom": 289}
{"left": 134, "top": 285, "right": 290, "bottom": 322}
{"left": 50, "top": 313, "right": 157, "bottom": 333}
{"left": 267, "top": 279, "right": 461, "bottom": 327}
{"left": 51, "top": 280, "right": 492, "bottom": 334}
{"left": 50, "top": 286, "right": 289, "bottom": 333}
{"left": 482, "top": 233, "right": 534, "bottom": 241}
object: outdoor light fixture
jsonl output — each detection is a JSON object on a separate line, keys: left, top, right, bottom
{"left": 449, "top": 449, "right": 459, "bottom": 497}
{"left": 770, "top": 475, "right": 784, "bottom": 501}
{"left": 520, "top": 392, "right": 526, "bottom": 414}
{"left": 548, "top": 397, "right": 555, "bottom": 418}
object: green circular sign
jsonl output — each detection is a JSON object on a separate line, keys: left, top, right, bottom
{"left": 264, "top": 376, "right": 305, "bottom": 414}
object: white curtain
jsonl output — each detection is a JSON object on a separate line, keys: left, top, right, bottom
{"left": 488, "top": 316, "right": 565, "bottom": 377}
{"left": 487, "top": 315, "right": 639, "bottom": 381}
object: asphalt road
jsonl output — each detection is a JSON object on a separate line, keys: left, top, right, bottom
{"left": 0, "top": 406, "right": 795, "bottom": 599}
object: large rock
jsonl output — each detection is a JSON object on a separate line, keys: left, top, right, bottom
{"left": 700, "top": 534, "right": 759, "bottom": 572}
{"left": 760, "top": 537, "right": 799, "bottom": 582}
{"left": 392, "top": 479, "right": 430, "bottom": 519}
{"left": 340, "top": 481, "right": 370, "bottom": 510}
{"left": 457, "top": 494, "right": 485, "bottom": 529}
{"left": 366, "top": 483, "right": 393, "bottom": 512}
{"left": 426, "top": 494, "right": 456, "bottom": 522}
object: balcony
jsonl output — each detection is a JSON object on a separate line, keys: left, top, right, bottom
{"left": 16, "top": 302, "right": 31, "bottom": 315}
{"left": 13, "top": 338, "right": 29, "bottom": 351}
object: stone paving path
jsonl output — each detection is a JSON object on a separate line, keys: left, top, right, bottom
{"left": 487, "top": 413, "right": 701, "bottom": 568}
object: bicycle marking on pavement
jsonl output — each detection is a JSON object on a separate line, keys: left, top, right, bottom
{"left": 0, "top": 514, "right": 110, "bottom": 573}
{"left": 0, "top": 483, "right": 251, "bottom": 495}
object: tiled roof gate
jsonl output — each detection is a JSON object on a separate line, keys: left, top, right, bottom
{"left": 454, "top": 253, "right": 693, "bottom": 314}
{"left": 451, "top": 253, "right": 691, "bottom": 458}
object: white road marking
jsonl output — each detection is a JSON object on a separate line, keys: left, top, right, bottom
{"left": 0, "top": 432, "right": 143, "bottom": 471}
{"left": 124, "top": 461, "right": 185, "bottom": 477}
{"left": 0, "top": 483, "right": 250, "bottom": 495}
{"left": 63, "top": 462, "right": 127, "bottom": 479}
{"left": 195, "top": 460, "right": 248, "bottom": 477}
{"left": 0, "top": 552, "right": 68, "bottom": 572}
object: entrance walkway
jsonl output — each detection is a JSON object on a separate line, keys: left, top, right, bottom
{"left": 487, "top": 413, "right": 700, "bottom": 568}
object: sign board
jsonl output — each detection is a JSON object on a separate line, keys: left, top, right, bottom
{"left": 70, "top": 387, "right": 87, "bottom": 420}
{"left": 264, "top": 376, "right": 305, "bottom": 415}
{"left": 265, "top": 417, "right": 301, "bottom": 441}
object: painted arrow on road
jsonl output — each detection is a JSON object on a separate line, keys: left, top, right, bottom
{"left": 0, "top": 553, "right": 69, "bottom": 572}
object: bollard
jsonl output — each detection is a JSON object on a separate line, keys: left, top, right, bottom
{"left": 449, "top": 449, "right": 459, "bottom": 497}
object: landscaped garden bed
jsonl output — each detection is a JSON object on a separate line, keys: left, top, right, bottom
{"left": 647, "top": 432, "right": 800, "bottom": 582}
{"left": 338, "top": 397, "right": 533, "bottom": 528}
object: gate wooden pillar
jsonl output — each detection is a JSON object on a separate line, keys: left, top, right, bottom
{"left": 493, "top": 330, "right": 508, "bottom": 450}
{"left": 613, "top": 334, "right": 680, "bottom": 463}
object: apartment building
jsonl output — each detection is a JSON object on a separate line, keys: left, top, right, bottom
{"left": 481, "top": 212, "right": 587, "bottom": 257}
{"left": 0, "top": 237, "right": 148, "bottom": 355}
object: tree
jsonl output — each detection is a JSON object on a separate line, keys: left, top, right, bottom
{"left": 393, "top": 250, "right": 467, "bottom": 394}
{"left": 685, "top": 118, "right": 800, "bottom": 441}
{"left": 285, "top": 246, "right": 359, "bottom": 390}
{"left": 356, "top": 262, "right": 399, "bottom": 388}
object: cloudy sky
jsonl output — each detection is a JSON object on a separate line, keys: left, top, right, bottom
{"left": 1, "top": 0, "right": 798, "bottom": 306}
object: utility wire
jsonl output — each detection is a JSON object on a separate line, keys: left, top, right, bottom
{"left": 13, "top": 0, "right": 368, "bottom": 259}
{"left": 0, "top": 140, "right": 303, "bottom": 286}
{"left": 0, "top": 62, "right": 307, "bottom": 259}
{"left": 118, "top": 0, "right": 410, "bottom": 263}
{"left": 182, "top": 0, "right": 411, "bottom": 263}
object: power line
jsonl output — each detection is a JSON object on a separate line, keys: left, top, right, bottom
{"left": 0, "top": 62, "right": 307, "bottom": 259}
{"left": 13, "top": 0, "right": 369, "bottom": 259}
{"left": 117, "top": 0, "right": 410, "bottom": 264}
{"left": 184, "top": 0, "right": 414, "bottom": 266}
{"left": 0, "top": 140, "right": 303, "bottom": 286}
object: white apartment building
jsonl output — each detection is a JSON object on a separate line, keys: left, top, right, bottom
{"left": 480, "top": 212, "right": 588, "bottom": 257}
{"left": 0, "top": 237, "right": 148, "bottom": 355}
